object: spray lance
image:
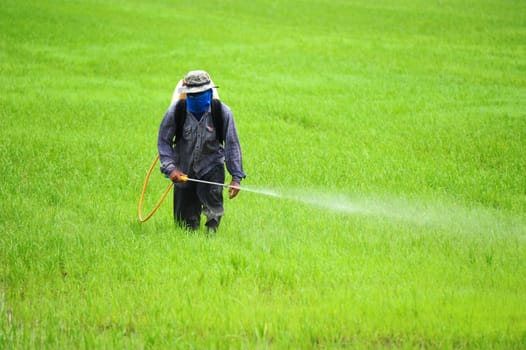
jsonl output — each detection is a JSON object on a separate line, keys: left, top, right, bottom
{"left": 138, "top": 155, "right": 277, "bottom": 223}
{"left": 178, "top": 176, "right": 278, "bottom": 197}
{"left": 179, "top": 175, "right": 241, "bottom": 190}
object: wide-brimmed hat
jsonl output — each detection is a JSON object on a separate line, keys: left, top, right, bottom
{"left": 176, "top": 70, "right": 218, "bottom": 94}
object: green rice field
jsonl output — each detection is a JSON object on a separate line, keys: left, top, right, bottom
{"left": 1, "top": 0, "right": 525, "bottom": 348}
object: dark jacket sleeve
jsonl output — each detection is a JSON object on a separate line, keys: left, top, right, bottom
{"left": 222, "top": 103, "right": 246, "bottom": 182}
{"left": 157, "top": 105, "right": 178, "bottom": 176}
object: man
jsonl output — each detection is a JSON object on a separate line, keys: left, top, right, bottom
{"left": 157, "top": 70, "right": 246, "bottom": 233}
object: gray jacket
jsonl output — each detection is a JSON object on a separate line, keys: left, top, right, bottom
{"left": 157, "top": 102, "right": 246, "bottom": 183}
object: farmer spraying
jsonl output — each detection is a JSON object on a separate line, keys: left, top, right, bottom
{"left": 157, "top": 70, "right": 246, "bottom": 232}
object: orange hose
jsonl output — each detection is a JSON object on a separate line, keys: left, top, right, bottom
{"left": 138, "top": 154, "right": 173, "bottom": 222}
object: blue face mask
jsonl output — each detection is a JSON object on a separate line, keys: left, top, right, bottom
{"left": 186, "top": 89, "right": 212, "bottom": 118}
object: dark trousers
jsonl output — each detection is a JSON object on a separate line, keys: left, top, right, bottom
{"left": 173, "top": 165, "right": 225, "bottom": 230}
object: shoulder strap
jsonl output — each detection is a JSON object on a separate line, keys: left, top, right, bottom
{"left": 174, "top": 99, "right": 224, "bottom": 144}
{"left": 174, "top": 99, "right": 186, "bottom": 143}
{"left": 211, "top": 99, "right": 224, "bottom": 144}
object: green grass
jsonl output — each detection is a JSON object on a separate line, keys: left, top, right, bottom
{"left": 1, "top": 0, "right": 525, "bottom": 348}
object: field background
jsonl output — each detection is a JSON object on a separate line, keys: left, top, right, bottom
{"left": 1, "top": 0, "right": 525, "bottom": 348}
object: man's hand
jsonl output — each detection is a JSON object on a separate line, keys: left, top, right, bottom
{"left": 228, "top": 181, "right": 240, "bottom": 199}
{"left": 169, "top": 169, "right": 187, "bottom": 183}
